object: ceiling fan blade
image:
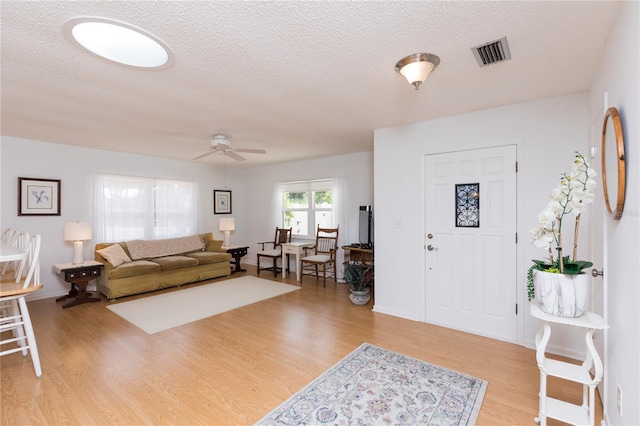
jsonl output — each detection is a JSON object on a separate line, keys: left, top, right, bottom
{"left": 234, "top": 148, "right": 266, "bottom": 154}
{"left": 192, "top": 151, "right": 215, "bottom": 160}
{"left": 227, "top": 151, "right": 246, "bottom": 161}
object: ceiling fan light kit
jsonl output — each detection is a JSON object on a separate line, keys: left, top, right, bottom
{"left": 395, "top": 53, "right": 440, "bottom": 90}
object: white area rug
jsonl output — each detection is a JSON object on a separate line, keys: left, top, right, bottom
{"left": 106, "top": 276, "right": 299, "bottom": 334}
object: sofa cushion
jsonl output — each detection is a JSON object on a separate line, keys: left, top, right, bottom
{"left": 153, "top": 255, "right": 199, "bottom": 271}
{"left": 109, "top": 260, "right": 161, "bottom": 279}
{"left": 126, "top": 235, "right": 205, "bottom": 260}
{"left": 207, "top": 239, "right": 223, "bottom": 252}
{"left": 97, "top": 243, "right": 132, "bottom": 267}
{"left": 186, "top": 251, "right": 232, "bottom": 265}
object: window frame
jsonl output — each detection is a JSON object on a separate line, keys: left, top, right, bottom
{"left": 281, "top": 179, "right": 334, "bottom": 239}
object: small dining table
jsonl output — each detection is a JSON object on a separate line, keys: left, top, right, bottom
{"left": 0, "top": 242, "right": 28, "bottom": 282}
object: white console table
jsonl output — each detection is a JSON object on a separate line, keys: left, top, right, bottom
{"left": 531, "top": 305, "right": 608, "bottom": 426}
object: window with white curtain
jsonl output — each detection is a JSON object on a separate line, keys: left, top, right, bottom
{"left": 93, "top": 174, "right": 198, "bottom": 242}
{"left": 281, "top": 179, "right": 334, "bottom": 237}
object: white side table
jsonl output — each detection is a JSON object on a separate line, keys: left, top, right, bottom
{"left": 281, "top": 242, "right": 314, "bottom": 281}
{"left": 531, "top": 304, "right": 608, "bottom": 426}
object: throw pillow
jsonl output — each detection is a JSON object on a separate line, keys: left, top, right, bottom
{"left": 207, "top": 239, "right": 223, "bottom": 252}
{"left": 97, "top": 244, "right": 132, "bottom": 267}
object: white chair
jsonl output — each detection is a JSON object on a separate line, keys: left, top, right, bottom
{"left": 1, "top": 228, "right": 17, "bottom": 243}
{"left": 1, "top": 228, "right": 19, "bottom": 275}
{"left": 1, "top": 229, "right": 30, "bottom": 278}
{"left": 0, "top": 233, "right": 43, "bottom": 378}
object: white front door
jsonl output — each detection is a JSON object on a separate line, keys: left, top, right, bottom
{"left": 425, "top": 145, "right": 517, "bottom": 342}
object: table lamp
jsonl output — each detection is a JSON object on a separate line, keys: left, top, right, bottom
{"left": 219, "top": 218, "right": 235, "bottom": 247}
{"left": 64, "top": 221, "right": 92, "bottom": 264}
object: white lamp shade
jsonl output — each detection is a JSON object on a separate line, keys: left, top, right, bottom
{"left": 219, "top": 218, "right": 235, "bottom": 232}
{"left": 64, "top": 222, "right": 92, "bottom": 241}
{"left": 399, "top": 60, "right": 435, "bottom": 85}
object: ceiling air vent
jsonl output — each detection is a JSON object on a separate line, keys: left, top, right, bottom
{"left": 472, "top": 36, "right": 511, "bottom": 67}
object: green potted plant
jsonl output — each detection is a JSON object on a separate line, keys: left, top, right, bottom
{"left": 343, "top": 260, "right": 372, "bottom": 305}
{"left": 527, "top": 152, "right": 596, "bottom": 317}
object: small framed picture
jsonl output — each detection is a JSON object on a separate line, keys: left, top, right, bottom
{"left": 214, "top": 190, "right": 232, "bottom": 214}
{"left": 18, "top": 177, "right": 61, "bottom": 216}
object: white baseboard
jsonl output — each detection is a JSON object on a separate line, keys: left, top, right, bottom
{"left": 523, "top": 337, "right": 585, "bottom": 361}
{"left": 372, "top": 304, "right": 421, "bottom": 322}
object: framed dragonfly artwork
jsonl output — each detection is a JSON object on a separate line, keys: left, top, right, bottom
{"left": 18, "top": 177, "right": 61, "bottom": 216}
{"left": 214, "top": 189, "right": 232, "bottom": 214}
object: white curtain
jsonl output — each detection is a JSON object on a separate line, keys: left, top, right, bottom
{"left": 154, "top": 180, "right": 199, "bottom": 238}
{"left": 93, "top": 174, "right": 198, "bottom": 243}
{"left": 332, "top": 176, "right": 347, "bottom": 280}
{"left": 268, "top": 182, "right": 284, "bottom": 236}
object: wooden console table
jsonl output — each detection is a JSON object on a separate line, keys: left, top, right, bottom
{"left": 53, "top": 261, "right": 103, "bottom": 308}
{"left": 341, "top": 245, "right": 373, "bottom": 264}
{"left": 342, "top": 245, "right": 374, "bottom": 289}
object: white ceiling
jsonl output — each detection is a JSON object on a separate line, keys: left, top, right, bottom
{"left": 1, "top": 1, "right": 619, "bottom": 168}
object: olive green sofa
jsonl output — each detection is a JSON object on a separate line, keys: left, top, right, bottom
{"left": 94, "top": 233, "right": 231, "bottom": 299}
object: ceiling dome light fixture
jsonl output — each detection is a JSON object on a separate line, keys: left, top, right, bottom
{"left": 395, "top": 53, "right": 440, "bottom": 90}
{"left": 63, "top": 17, "right": 174, "bottom": 69}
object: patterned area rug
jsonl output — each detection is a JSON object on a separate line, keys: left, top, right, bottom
{"left": 256, "top": 343, "right": 487, "bottom": 425}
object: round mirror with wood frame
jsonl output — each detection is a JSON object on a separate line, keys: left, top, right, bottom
{"left": 601, "top": 106, "right": 626, "bottom": 219}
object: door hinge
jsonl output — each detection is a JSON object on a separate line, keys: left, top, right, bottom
{"left": 515, "top": 161, "right": 518, "bottom": 172}
{"left": 516, "top": 303, "right": 518, "bottom": 315}
{"left": 515, "top": 233, "right": 518, "bottom": 243}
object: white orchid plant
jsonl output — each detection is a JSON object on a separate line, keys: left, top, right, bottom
{"left": 527, "top": 152, "right": 597, "bottom": 301}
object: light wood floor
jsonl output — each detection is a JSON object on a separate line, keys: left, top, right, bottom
{"left": 1, "top": 266, "right": 601, "bottom": 425}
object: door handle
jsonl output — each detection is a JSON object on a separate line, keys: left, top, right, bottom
{"left": 427, "top": 245, "right": 436, "bottom": 251}
{"left": 591, "top": 268, "right": 604, "bottom": 278}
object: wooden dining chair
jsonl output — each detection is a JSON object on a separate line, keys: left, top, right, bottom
{"left": 256, "top": 227, "right": 292, "bottom": 277}
{"left": 0, "top": 233, "right": 43, "bottom": 378}
{"left": 300, "top": 226, "right": 339, "bottom": 287}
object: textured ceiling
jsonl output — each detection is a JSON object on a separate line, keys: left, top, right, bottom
{"left": 1, "top": 1, "right": 619, "bottom": 168}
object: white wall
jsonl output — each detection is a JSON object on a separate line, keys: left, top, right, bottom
{"left": 0, "top": 137, "right": 374, "bottom": 297}
{"left": 0, "top": 136, "right": 243, "bottom": 300}
{"left": 242, "top": 151, "right": 374, "bottom": 263}
{"left": 374, "top": 92, "right": 593, "bottom": 352}
{"left": 589, "top": 1, "right": 640, "bottom": 424}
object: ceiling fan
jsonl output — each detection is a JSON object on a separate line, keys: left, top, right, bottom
{"left": 191, "top": 134, "right": 266, "bottom": 162}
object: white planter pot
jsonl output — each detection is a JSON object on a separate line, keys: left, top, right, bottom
{"left": 534, "top": 270, "right": 589, "bottom": 317}
{"left": 349, "top": 288, "right": 370, "bottom": 305}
